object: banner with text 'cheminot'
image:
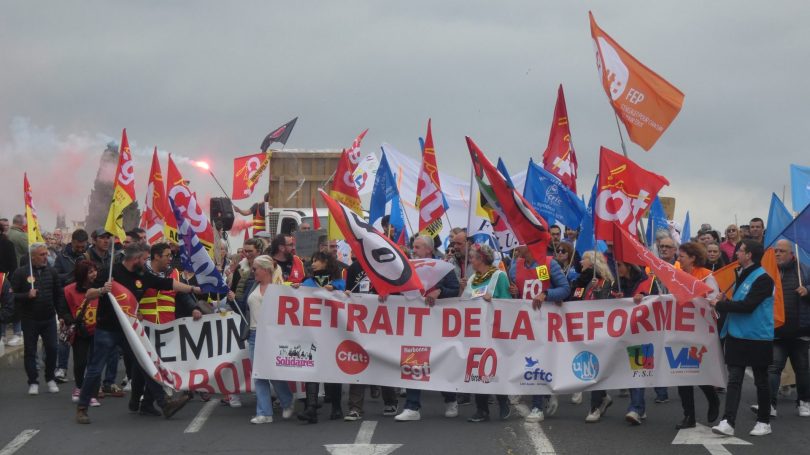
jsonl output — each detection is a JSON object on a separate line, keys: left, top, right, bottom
{"left": 253, "top": 285, "right": 726, "bottom": 394}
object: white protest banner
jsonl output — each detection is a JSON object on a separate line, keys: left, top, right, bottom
{"left": 254, "top": 285, "right": 726, "bottom": 395}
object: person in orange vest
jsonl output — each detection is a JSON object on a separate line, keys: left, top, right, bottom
{"left": 233, "top": 192, "right": 272, "bottom": 237}
{"left": 268, "top": 234, "right": 304, "bottom": 284}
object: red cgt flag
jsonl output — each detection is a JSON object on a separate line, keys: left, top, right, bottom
{"left": 590, "top": 12, "right": 685, "bottom": 151}
{"left": 542, "top": 84, "right": 578, "bottom": 193}
{"left": 416, "top": 119, "right": 447, "bottom": 236}
{"left": 232, "top": 152, "right": 270, "bottom": 200}
{"left": 319, "top": 189, "right": 422, "bottom": 297}
{"left": 165, "top": 155, "right": 216, "bottom": 256}
{"left": 595, "top": 146, "right": 668, "bottom": 242}
{"left": 142, "top": 148, "right": 169, "bottom": 244}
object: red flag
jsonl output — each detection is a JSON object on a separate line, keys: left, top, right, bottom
{"left": 23, "top": 173, "right": 45, "bottom": 245}
{"left": 110, "top": 281, "right": 139, "bottom": 317}
{"left": 165, "top": 155, "right": 216, "bottom": 256}
{"left": 142, "top": 148, "right": 169, "bottom": 244}
{"left": 319, "top": 189, "right": 422, "bottom": 297}
{"left": 594, "top": 146, "right": 668, "bottom": 242}
{"left": 311, "top": 197, "right": 321, "bottom": 230}
{"left": 104, "top": 129, "right": 136, "bottom": 242}
{"left": 415, "top": 119, "right": 447, "bottom": 236}
{"left": 466, "top": 136, "right": 550, "bottom": 263}
{"left": 346, "top": 129, "right": 369, "bottom": 169}
{"left": 328, "top": 149, "right": 363, "bottom": 240}
{"left": 612, "top": 222, "right": 712, "bottom": 303}
{"left": 232, "top": 152, "right": 270, "bottom": 200}
{"left": 542, "top": 85, "right": 578, "bottom": 193}
{"left": 590, "top": 12, "right": 685, "bottom": 151}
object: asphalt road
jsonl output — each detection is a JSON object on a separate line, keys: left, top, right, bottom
{"left": 2, "top": 351, "right": 810, "bottom": 455}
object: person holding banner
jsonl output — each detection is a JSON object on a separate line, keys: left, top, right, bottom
{"left": 710, "top": 240, "right": 775, "bottom": 437}
{"left": 245, "top": 255, "right": 293, "bottom": 424}
{"left": 462, "top": 244, "right": 512, "bottom": 423}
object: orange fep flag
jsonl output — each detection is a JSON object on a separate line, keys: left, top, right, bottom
{"left": 589, "top": 11, "right": 684, "bottom": 151}
{"left": 762, "top": 248, "right": 785, "bottom": 329}
{"left": 712, "top": 261, "right": 739, "bottom": 299}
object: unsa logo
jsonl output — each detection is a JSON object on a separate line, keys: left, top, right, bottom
{"left": 572, "top": 351, "right": 599, "bottom": 381}
{"left": 335, "top": 340, "right": 370, "bottom": 375}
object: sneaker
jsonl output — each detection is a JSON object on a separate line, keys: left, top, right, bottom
{"left": 102, "top": 384, "right": 125, "bottom": 397}
{"left": 444, "top": 401, "right": 459, "bottom": 418}
{"left": 625, "top": 410, "right": 643, "bottom": 425}
{"left": 344, "top": 410, "right": 363, "bottom": 421}
{"left": 585, "top": 408, "right": 602, "bottom": 423}
{"left": 749, "top": 422, "right": 772, "bottom": 436}
{"left": 90, "top": 398, "right": 101, "bottom": 407}
{"left": 250, "top": 415, "right": 273, "bottom": 424}
{"left": 750, "top": 404, "right": 777, "bottom": 417}
{"left": 457, "top": 394, "right": 472, "bottom": 406}
{"left": 47, "top": 380, "right": 59, "bottom": 393}
{"left": 712, "top": 419, "right": 735, "bottom": 436}
{"left": 499, "top": 404, "right": 512, "bottom": 420}
{"left": 467, "top": 411, "right": 489, "bottom": 422}
{"left": 545, "top": 395, "right": 559, "bottom": 416}
{"left": 71, "top": 388, "right": 80, "bottom": 403}
{"left": 54, "top": 369, "right": 67, "bottom": 383}
{"left": 7, "top": 335, "right": 22, "bottom": 346}
{"left": 798, "top": 401, "right": 810, "bottom": 417}
{"left": 383, "top": 405, "right": 398, "bottom": 416}
{"left": 394, "top": 409, "right": 421, "bottom": 421}
{"left": 28, "top": 384, "right": 39, "bottom": 395}
{"left": 122, "top": 379, "right": 132, "bottom": 392}
{"left": 525, "top": 407, "right": 544, "bottom": 423}
{"left": 570, "top": 392, "right": 582, "bottom": 404}
{"left": 598, "top": 395, "right": 613, "bottom": 415}
{"left": 654, "top": 396, "right": 669, "bottom": 404}
{"left": 282, "top": 406, "right": 295, "bottom": 419}
{"left": 229, "top": 395, "right": 242, "bottom": 408}
{"left": 508, "top": 395, "right": 522, "bottom": 405}
{"left": 76, "top": 407, "right": 90, "bottom": 424}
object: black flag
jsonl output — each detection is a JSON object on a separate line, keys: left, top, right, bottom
{"left": 260, "top": 117, "right": 298, "bottom": 152}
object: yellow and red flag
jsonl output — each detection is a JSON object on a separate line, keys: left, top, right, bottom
{"left": 104, "top": 129, "right": 136, "bottom": 242}
{"left": 23, "top": 173, "right": 45, "bottom": 245}
{"left": 165, "top": 154, "right": 215, "bottom": 257}
{"left": 328, "top": 148, "right": 363, "bottom": 240}
{"left": 542, "top": 84, "right": 578, "bottom": 193}
{"left": 590, "top": 11, "right": 684, "bottom": 151}
{"left": 140, "top": 148, "right": 169, "bottom": 244}
{"left": 232, "top": 152, "right": 271, "bottom": 200}
{"left": 415, "top": 119, "right": 447, "bottom": 237}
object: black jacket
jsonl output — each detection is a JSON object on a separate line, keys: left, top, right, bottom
{"left": 11, "top": 263, "right": 68, "bottom": 321}
{"left": 0, "top": 276, "right": 14, "bottom": 323}
{"left": 775, "top": 259, "right": 810, "bottom": 338}
{"left": 0, "top": 234, "right": 17, "bottom": 275}
{"left": 54, "top": 244, "right": 85, "bottom": 285}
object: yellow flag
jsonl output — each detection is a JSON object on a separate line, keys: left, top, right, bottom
{"left": 105, "top": 129, "right": 137, "bottom": 241}
{"left": 23, "top": 173, "right": 44, "bottom": 245}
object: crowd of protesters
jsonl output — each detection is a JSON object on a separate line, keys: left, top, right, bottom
{"left": 1, "top": 213, "right": 808, "bottom": 439}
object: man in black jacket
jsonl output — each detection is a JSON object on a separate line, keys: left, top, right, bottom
{"left": 10, "top": 242, "right": 68, "bottom": 395}
{"left": 54, "top": 229, "right": 89, "bottom": 285}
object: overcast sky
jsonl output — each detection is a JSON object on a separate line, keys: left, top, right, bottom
{"left": 2, "top": 1, "right": 808, "bottom": 237}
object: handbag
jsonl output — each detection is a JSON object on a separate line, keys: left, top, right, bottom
{"left": 60, "top": 298, "right": 92, "bottom": 345}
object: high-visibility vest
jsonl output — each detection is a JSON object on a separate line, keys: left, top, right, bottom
{"left": 514, "top": 257, "right": 552, "bottom": 299}
{"left": 252, "top": 204, "right": 267, "bottom": 236}
{"left": 283, "top": 256, "right": 305, "bottom": 285}
{"left": 139, "top": 268, "right": 179, "bottom": 324}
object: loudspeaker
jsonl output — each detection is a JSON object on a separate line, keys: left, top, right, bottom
{"left": 210, "top": 197, "right": 235, "bottom": 231}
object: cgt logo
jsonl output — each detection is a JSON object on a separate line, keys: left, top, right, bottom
{"left": 627, "top": 344, "right": 654, "bottom": 378}
{"left": 522, "top": 356, "right": 553, "bottom": 385}
{"left": 400, "top": 346, "right": 431, "bottom": 382}
{"left": 335, "top": 340, "right": 370, "bottom": 375}
{"left": 572, "top": 351, "right": 599, "bottom": 381}
{"left": 666, "top": 345, "right": 707, "bottom": 372}
{"left": 464, "top": 347, "right": 497, "bottom": 383}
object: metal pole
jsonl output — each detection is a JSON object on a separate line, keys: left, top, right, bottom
{"left": 613, "top": 113, "right": 629, "bottom": 157}
{"left": 208, "top": 170, "right": 231, "bottom": 200}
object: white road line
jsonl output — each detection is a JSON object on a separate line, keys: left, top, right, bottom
{"left": 354, "top": 421, "right": 377, "bottom": 444}
{"left": 0, "top": 429, "right": 39, "bottom": 455}
{"left": 184, "top": 400, "right": 219, "bottom": 433}
{"left": 522, "top": 422, "right": 556, "bottom": 455}
{"left": 703, "top": 444, "right": 733, "bottom": 455}
{"left": 745, "top": 367, "right": 754, "bottom": 380}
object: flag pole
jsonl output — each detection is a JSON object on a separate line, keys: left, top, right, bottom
{"left": 795, "top": 242, "right": 804, "bottom": 288}
{"left": 613, "top": 113, "right": 629, "bottom": 157}
{"left": 208, "top": 170, "right": 231, "bottom": 200}
{"left": 27, "top": 244, "right": 34, "bottom": 291}
{"left": 464, "top": 165, "right": 475, "bottom": 281}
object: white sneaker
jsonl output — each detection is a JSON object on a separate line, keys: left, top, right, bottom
{"left": 394, "top": 409, "right": 421, "bottom": 421}
{"left": 282, "top": 406, "right": 294, "bottom": 419}
{"left": 444, "top": 401, "right": 459, "bottom": 418}
{"left": 585, "top": 408, "right": 602, "bottom": 422}
{"left": 383, "top": 405, "right": 398, "bottom": 416}
{"left": 798, "top": 401, "right": 810, "bottom": 417}
{"left": 525, "top": 407, "right": 544, "bottom": 423}
{"left": 47, "top": 380, "right": 59, "bottom": 393}
{"left": 28, "top": 384, "right": 39, "bottom": 395}
{"left": 122, "top": 378, "right": 132, "bottom": 392}
{"left": 749, "top": 422, "right": 772, "bottom": 436}
{"left": 54, "top": 369, "right": 66, "bottom": 381}
{"left": 90, "top": 398, "right": 101, "bottom": 407}
{"left": 545, "top": 395, "right": 559, "bottom": 416}
{"left": 750, "top": 404, "right": 777, "bottom": 417}
{"left": 229, "top": 395, "right": 242, "bottom": 408}
{"left": 625, "top": 410, "right": 643, "bottom": 425}
{"left": 7, "top": 335, "right": 22, "bottom": 346}
{"left": 712, "top": 419, "right": 735, "bottom": 436}
{"left": 570, "top": 392, "right": 582, "bottom": 404}
{"left": 250, "top": 415, "right": 273, "bottom": 424}
{"left": 598, "top": 394, "right": 613, "bottom": 415}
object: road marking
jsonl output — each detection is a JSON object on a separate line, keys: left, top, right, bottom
{"left": 671, "top": 423, "right": 751, "bottom": 455}
{"left": 354, "top": 421, "right": 377, "bottom": 444}
{"left": 184, "top": 400, "right": 219, "bottom": 433}
{"left": 0, "top": 429, "right": 39, "bottom": 455}
{"left": 324, "top": 420, "right": 402, "bottom": 455}
{"left": 513, "top": 402, "right": 556, "bottom": 454}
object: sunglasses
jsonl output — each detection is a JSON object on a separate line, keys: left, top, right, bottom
{"left": 556, "top": 249, "right": 568, "bottom": 254}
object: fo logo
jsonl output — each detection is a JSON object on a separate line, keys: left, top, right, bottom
{"left": 665, "top": 345, "right": 706, "bottom": 372}
{"left": 400, "top": 346, "right": 431, "bottom": 382}
{"left": 627, "top": 344, "right": 655, "bottom": 378}
{"left": 464, "top": 347, "right": 497, "bottom": 383}
{"left": 335, "top": 340, "right": 369, "bottom": 375}
{"left": 572, "top": 351, "right": 599, "bottom": 381}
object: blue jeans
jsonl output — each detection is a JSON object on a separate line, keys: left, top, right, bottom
{"left": 654, "top": 387, "right": 668, "bottom": 400}
{"left": 248, "top": 330, "right": 293, "bottom": 417}
{"left": 21, "top": 318, "right": 57, "bottom": 384}
{"left": 78, "top": 328, "right": 165, "bottom": 408}
{"left": 627, "top": 388, "right": 646, "bottom": 414}
{"left": 2, "top": 321, "right": 22, "bottom": 337}
{"left": 103, "top": 345, "right": 120, "bottom": 386}
{"left": 404, "top": 388, "right": 457, "bottom": 410}
{"left": 769, "top": 338, "right": 810, "bottom": 406}
{"left": 531, "top": 395, "right": 549, "bottom": 410}
{"left": 57, "top": 338, "right": 71, "bottom": 370}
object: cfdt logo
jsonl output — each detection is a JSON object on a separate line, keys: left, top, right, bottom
{"left": 464, "top": 347, "right": 497, "bottom": 383}
{"left": 572, "top": 351, "right": 599, "bottom": 381}
{"left": 521, "top": 356, "right": 553, "bottom": 385}
{"left": 626, "top": 344, "right": 654, "bottom": 378}
{"left": 335, "top": 340, "right": 370, "bottom": 375}
{"left": 665, "top": 345, "right": 707, "bottom": 373}
{"left": 400, "top": 346, "right": 431, "bottom": 382}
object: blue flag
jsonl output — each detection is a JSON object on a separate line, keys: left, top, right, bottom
{"left": 497, "top": 158, "right": 517, "bottom": 189}
{"left": 523, "top": 158, "right": 587, "bottom": 229}
{"left": 645, "top": 196, "right": 669, "bottom": 246}
{"left": 369, "top": 150, "right": 398, "bottom": 226}
{"left": 168, "top": 197, "right": 228, "bottom": 294}
{"left": 765, "top": 193, "right": 793, "bottom": 247}
{"left": 576, "top": 176, "right": 607, "bottom": 255}
{"left": 791, "top": 164, "right": 810, "bottom": 212}
{"left": 681, "top": 212, "right": 691, "bottom": 244}
{"left": 774, "top": 203, "right": 810, "bottom": 263}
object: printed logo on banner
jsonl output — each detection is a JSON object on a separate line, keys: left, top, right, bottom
{"left": 665, "top": 344, "right": 706, "bottom": 373}
{"left": 464, "top": 347, "right": 498, "bottom": 383}
{"left": 336, "top": 340, "right": 370, "bottom": 375}
{"left": 626, "top": 343, "right": 654, "bottom": 378}
{"left": 276, "top": 342, "right": 316, "bottom": 368}
{"left": 572, "top": 351, "right": 599, "bottom": 381}
{"left": 400, "top": 346, "right": 431, "bottom": 382}
{"left": 521, "top": 356, "right": 553, "bottom": 386}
